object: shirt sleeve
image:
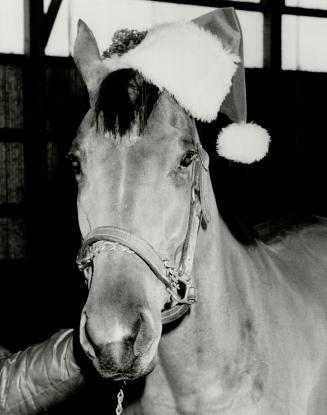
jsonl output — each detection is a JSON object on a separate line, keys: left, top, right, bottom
{"left": 0, "top": 329, "right": 84, "bottom": 415}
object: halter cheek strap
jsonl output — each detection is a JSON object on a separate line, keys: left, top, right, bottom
{"left": 76, "top": 146, "right": 210, "bottom": 325}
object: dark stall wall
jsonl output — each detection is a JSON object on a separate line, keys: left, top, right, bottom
{"left": 246, "top": 70, "right": 327, "bottom": 222}
{"left": 0, "top": 64, "right": 25, "bottom": 260}
{"left": 210, "top": 69, "right": 327, "bottom": 229}
{"left": 0, "top": 64, "right": 24, "bottom": 128}
{"left": 0, "top": 59, "right": 88, "bottom": 350}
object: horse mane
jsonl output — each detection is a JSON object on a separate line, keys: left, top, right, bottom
{"left": 95, "top": 68, "right": 160, "bottom": 138}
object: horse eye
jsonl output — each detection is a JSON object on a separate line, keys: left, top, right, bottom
{"left": 72, "top": 160, "right": 81, "bottom": 175}
{"left": 179, "top": 151, "right": 197, "bottom": 169}
{"left": 66, "top": 153, "right": 81, "bottom": 176}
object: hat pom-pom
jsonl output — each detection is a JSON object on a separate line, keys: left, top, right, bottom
{"left": 216, "top": 122, "right": 270, "bottom": 164}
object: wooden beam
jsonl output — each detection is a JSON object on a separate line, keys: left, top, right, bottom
{"left": 23, "top": 0, "right": 48, "bottom": 260}
{"left": 144, "top": 0, "right": 264, "bottom": 12}
{"left": 0, "top": 204, "right": 23, "bottom": 218}
{"left": 0, "top": 128, "right": 25, "bottom": 142}
{"left": 24, "top": 0, "right": 44, "bottom": 56}
{"left": 43, "top": 0, "right": 63, "bottom": 50}
{"left": 283, "top": 5, "right": 327, "bottom": 18}
{"left": 262, "top": 0, "right": 284, "bottom": 70}
{"left": 24, "top": 0, "right": 62, "bottom": 54}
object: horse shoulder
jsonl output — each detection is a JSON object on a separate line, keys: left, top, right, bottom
{"left": 264, "top": 218, "right": 327, "bottom": 282}
{"left": 245, "top": 220, "right": 327, "bottom": 414}
{"left": 258, "top": 217, "right": 327, "bottom": 346}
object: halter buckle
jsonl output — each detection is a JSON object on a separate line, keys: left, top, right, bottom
{"left": 165, "top": 268, "right": 198, "bottom": 305}
{"left": 77, "top": 254, "right": 92, "bottom": 271}
{"left": 167, "top": 284, "right": 197, "bottom": 305}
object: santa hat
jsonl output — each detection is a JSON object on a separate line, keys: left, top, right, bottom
{"left": 83, "top": 8, "right": 270, "bottom": 163}
{"left": 193, "top": 8, "right": 270, "bottom": 163}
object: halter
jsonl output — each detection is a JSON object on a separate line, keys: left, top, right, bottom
{"left": 76, "top": 141, "right": 210, "bottom": 325}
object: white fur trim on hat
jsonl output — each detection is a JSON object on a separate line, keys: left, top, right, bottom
{"left": 104, "top": 22, "right": 240, "bottom": 122}
{"left": 216, "top": 122, "right": 270, "bottom": 164}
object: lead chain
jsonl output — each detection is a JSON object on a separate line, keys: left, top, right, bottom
{"left": 116, "top": 381, "right": 126, "bottom": 415}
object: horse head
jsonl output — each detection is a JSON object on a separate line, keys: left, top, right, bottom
{"left": 71, "top": 13, "right": 269, "bottom": 382}
{"left": 71, "top": 21, "right": 209, "bottom": 380}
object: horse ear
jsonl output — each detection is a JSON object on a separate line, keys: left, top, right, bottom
{"left": 73, "top": 20, "right": 108, "bottom": 101}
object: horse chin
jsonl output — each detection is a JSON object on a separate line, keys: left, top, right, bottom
{"left": 91, "top": 348, "right": 158, "bottom": 381}
{"left": 80, "top": 325, "right": 161, "bottom": 381}
{"left": 78, "top": 253, "right": 166, "bottom": 381}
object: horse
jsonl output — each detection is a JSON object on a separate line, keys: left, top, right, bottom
{"left": 70, "top": 17, "right": 327, "bottom": 415}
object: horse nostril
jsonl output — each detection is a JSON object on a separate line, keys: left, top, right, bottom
{"left": 82, "top": 312, "right": 139, "bottom": 354}
{"left": 84, "top": 316, "right": 109, "bottom": 355}
{"left": 79, "top": 310, "right": 97, "bottom": 359}
{"left": 80, "top": 308, "right": 157, "bottom": 363}
{"left": 133, "top": 309, "right": 157, "bottom": 356}
{"left": 85, "top": 322, "right": 101, "bottom": 354}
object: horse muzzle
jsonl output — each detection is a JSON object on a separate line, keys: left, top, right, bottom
{"left": 78, "top": 249, "right": 164, "bottom": 380}
{"left": 79, "top": 304, "right": 160, "bottom": 380}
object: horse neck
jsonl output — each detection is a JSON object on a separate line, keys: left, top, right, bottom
{"left": 156, "top": 176, "right": 261, "bottom": 399}
{"left": 192, "top": 203, "right": 253, "bottom": 352}
{"left": 191, "top": 175, "right": 256, "bottom": 350}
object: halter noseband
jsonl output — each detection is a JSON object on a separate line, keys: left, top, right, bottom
{"left": 76, "top": 142, "right": 210, "bottom": 325}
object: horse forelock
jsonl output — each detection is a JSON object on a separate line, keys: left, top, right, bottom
{"left": 95, "top": 68, "right": 160, "bottom": 146}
